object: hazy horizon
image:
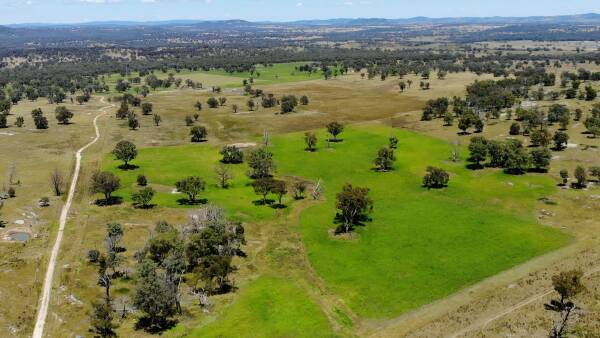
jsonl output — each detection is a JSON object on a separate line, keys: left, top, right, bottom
{"left": 1, "top": 0, "right": 600, "bottom": 26}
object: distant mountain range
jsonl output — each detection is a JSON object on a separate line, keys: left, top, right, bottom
{"left": 3, "top": 13, "right": 600, "bottom": 29}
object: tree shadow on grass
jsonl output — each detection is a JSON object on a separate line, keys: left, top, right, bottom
{"left": 270, "top": 203, "right": 288, "bottom": 209}
{"left": 176, "top": 198, "right": 208, "bottom": 206}
{"left": 133, "top": 203, "right": 156, "bottom": 209}
{"left": 252, "top": 199, "right": 275, "bottom": 206}
{"left": 332, "top": 213, "right": 371, "bottom": 235}
{"left": 466, "top": 163, "right": 484, "bottom": 170}
{"left": 135, "top": 317, "right": 178, "bottom": 334}
{"left": 117, "top": 164, "right": 139, "bottom": 171}
{"left": 326, "top": 138, "right": 344, "bottom": 143}
{"left": 94, "top": 196, "right": 123, "bottom": 206}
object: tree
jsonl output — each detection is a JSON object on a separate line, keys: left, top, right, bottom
{"left": 270, "top": 180, "right": 288, "bottom": 206}
{"left": 304, "top": 132, "right": 317, "bottom": 151}
{"left": 280, "top": 95, "right": 298, "bottom": 113}
{"left": 190, "top": 126, "right": 208, "bottom": 142}
{"left": 220, "top": 145, "right": 243, "bottom": 164}
{"left": 584, "top": 116, "right": 600, "bottom": 137}
{"left": 175, "top": 176, "right": 205, "bottom": 203}
{"left": 468, "top": 137, "right": 488, "bottom": 167}
{"left": 530, "top": 129, "right": 552, "bottom": 147}
{"left": 585, "top": 84, "right": 597, "bottom": 101}
{"left": 194, "top": 101, "right": 203, "bottom": 111}
{"left": 374, "top": 147, "right": 396, "bottom": 171}
{"left": 14, "top": 116, "right": 24, "bottom": 127}
{"left": 300, "top": 95, "right": 309, "bottom": 105}
{"left": 326, "top": 121, "right": 344, "bottom": 142}
{"left": 90, "top": 301, "right": 117, "bottom": 338}
{"left": 50, "top": 168, "right": 64, "bottom": 196}
{"left": 252, "top": 178, "right": 274, "bottom": 204}
{"left": 544, "top": 270, "right": 585, "bottom": 338}
{"left": 0, "top": 114, "right": 7, "bottom": 128}
{"left": 422, "top": 166, "right": 450, "bottom": 189}
{"left": 559, "top": 169, "right": 569, "bottom": 186}
{"left": 214, "top": 164, "right": 233, "bottom": 188}
{"left": 530, "top": 148, "right": 552, "bottom": 172}
{"left": 232, "top": 104, "right": 239, "bottom": 114}
{"left": 133, "top": 260, "right": 177, "bottom": 331}
{"left": 505, "top": 146, "right": 529, "bottom": 174}
{"left": 509, "top": 122, "right": 521, "bottom": 135}
{"left": 247, "top": 99, "right": 255, "bottom": 111}
{"left": 398, "top": 81, "right": 406, "bottom": 92}
{"left": 389, "top": 136, "right": 398, "bottom": 149}
{"left": 132, "top": 187, "right": 155, "bottom": 208}
{"left": 588, "top": 166, "right": 600, "bottom": 182}
{"left": 128, "top": 113, "right": 139, "bottom": 130}
{"left": 247, "top": 148, "right": 275, "bottom": 179}
{"left": 553, "top": 131, "right": 569, "bottom": 150}
{"left": 443, "top": 112, "right": 454, "bottom": 126}
{"left": 218, "top": 97, "right": 227, "bottom": 106}
{"left": 574, "top": 166, "right": 587, "bottom": 188}
{"left": 116, "top": 101, "right": 129, "bottom": 119}
{"left": 142, "top": 102, "right": 153, "bottom": 115}
{"left": 55, "top": 106, "right": 73, "bottom": 124}
{"left": 335, "top": 184, "right": 373, "bottom": 233}
{"left": 153, "top": 114, "right": 162, "bottom": 126}
{"left": 34, "top": 115, "right": 49, "bottom": 129}
{"left": 90, "top": 171, "right": 121, "bottom": 203}
{"left": 112, "top": 140, "right": 137, "bottom": 168}
{"left": 207, "top": 97, "right": 219, "bottom": 108}
{"left": 292, "top": 181, "right": 307, "bottom": 200}
{"left": 137, "top": 174, "right": 148, "bottom": 186}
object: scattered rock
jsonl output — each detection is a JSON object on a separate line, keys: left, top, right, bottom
{"left": 66, "top": 294, "right": 83, "bottom": 306}
{"left": 14, "top": 220, "right": 25, "bottom": 225}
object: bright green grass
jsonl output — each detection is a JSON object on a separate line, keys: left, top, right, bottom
{"left": 102, "top": 62, "right": 336, "bottom": 93}
{"left": 184, "top": 275, "right": 336, "bottom": 338}
{"left": 106, "top": 124, "right": 567, "bottom": 321}
{"left": 104, "top": 144, "right": 279, "bottom": 222}
{"left": 268, "top": 125, "right": 568, "bottom": 318}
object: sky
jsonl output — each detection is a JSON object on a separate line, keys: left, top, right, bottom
{"left": 1, "top": 0, "right": 600, "bottom": 25}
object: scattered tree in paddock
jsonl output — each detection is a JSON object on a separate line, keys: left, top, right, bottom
{"left": 194, "top": 101, "right": 203, "bottom": 111}
{"left": 292, "top": 181, "right": 307, "bottom": 200}
{"left": 585, "top": 84, "right": 597, "bottom": 101}
{"left": 270, "top": 180, "right": 288, "bottom": 206}
{"left": 190, "top": 126, "right": 208, "bottom": 142}
{"left": 116, "top": 101, "right": 129, "bottom": 119}
{"left": 137, "top": 174, "right": 148, "bottom": 186}
{"left": 218, "top": 97, "right": 227, "bottom": 106}
{"left": 193, "top": 113, "right": 199, "bottom": 121}
{"left": 509, "top": 122, "right": 521, "bottom": 135}
{"left": 55, "top": 106, "right": 73, "bottom": 124}
{"left": 185, "top": 115, "right": 194, "bottom": 126}
{"left": 530, "top": 148, "right": 552, "bottom": 172}
{"left": 468, "top": 136, "right": 488, "bottom": 168}
{"left": 374, "top": 147, "right": 396, "bottom": 172}
{"left": 33, "top": 114, "right": 49, "bottom": 129}
{"left": 132, "top": 187, "right": 155, "bottom": 208}
{"left": 112, "top": 140, "right": 138, "bottom": 169}
{"left": 207, "top": 97, "right": 219, "bottom": 108}
{"left": 133, "top": 259, "right": 178, "bottom": 332}
{"left": 443, "top": 112, "right": 454, "bottom": 126}
{"left": 153, "top": 114, "right": 162, "bottom": 126}
{"left": 300, "top": 95, "right": 309, "bottom": 105}
{"left": 584, "top": 115, "right": 600, "bottom": 137}
{"left": 0, "top": 114, "right": 7, "bottom": 128}
{"left": 574, "top": 166, "right": 587, "bottom": 188}
{"left": 232, "top": 104, "right": 239, "bottom": 114}
{"left": 247, "top": 99, "right": 256, "bottom": 111}
{"left": 588, "top": 166, "right": 600, "bottom": 183}
{"left": 90, "top": 171, "right": 121, "bottom": 204}
{"left": 280, "top": 95, "right": 298, "bottom": 113}
{"left": 530, "top": 129, "right": 552, "bottom": 147}
{"left": 247, "top": 147, "right": 275, "bottom": 179}
{"left": 389, "top": 136, "right": 398, "bottom": 149}
{"left": 559, "top": 169, "right": 569, "bottom": 186}
{"left": 90, "top": 301, "right": 117, "bottom": 338}
{"left": 142, "top": 102, "right": 153, "bottom": 115}
{"left": 127, "top": 113, "right": 140, "bottom": 130}
{"left": 14, "top": 116, "right": 24, "bottom": 127}
{"left": 326, "top": 121, "right": 344, "bottom": 142}
{"left": 50, "top": 169, "right": 65, "bottom": 196}
{"left": 214, "top": 163, "right": 234, "bottom": 188}
{"left": 304, "top": 132, "right": 317, "bottom": 151}
{"left": 220, "top": 145, "right": 244, "bottom": 164}
{"left": 335, "top": 184, "right": 373, "bottom": 234}
{"left": 252, "top": 178, "right": 274, "bottom": 204}
{"left": 398, "top": 81, "right": 406, "bottom": 92}
{"left": 423, "top": 166, "right": 450, "bottom": 189}
{"left": 553, "top": 131, "right": 569, "bottom": 150}
{"left": 544, "top": 270, "right": 585, "bottom": 338}
{"left": 175, "top": 176, "right": 206, "bottom": 204}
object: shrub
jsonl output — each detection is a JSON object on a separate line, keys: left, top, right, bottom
{"left": 422, "top": 166, "right": 449, "bottom": 189}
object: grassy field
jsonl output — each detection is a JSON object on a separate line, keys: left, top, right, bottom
{"left": 102, "top": 123, "right": 567, "bottom": 324}
{"left": 183, "top": 275, "right": 336, "bottom": 338}
{"left": 103, "top": 62, "right": 338, "bottom": 93}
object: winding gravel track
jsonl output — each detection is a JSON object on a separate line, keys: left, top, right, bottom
{"left": 32, "top": 98, "right": 112, "bottom": 338}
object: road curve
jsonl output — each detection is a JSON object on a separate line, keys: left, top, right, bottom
{"left": 32, "top": 98, "right": 112, "bottom": 338}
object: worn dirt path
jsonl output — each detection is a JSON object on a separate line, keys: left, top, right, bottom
{"left": 32, "top": 97, "right": 112, "bottom": 338}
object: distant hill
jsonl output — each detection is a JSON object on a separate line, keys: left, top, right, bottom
{"left": 5, "top": 13, "right": 600, "bottom": 29}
